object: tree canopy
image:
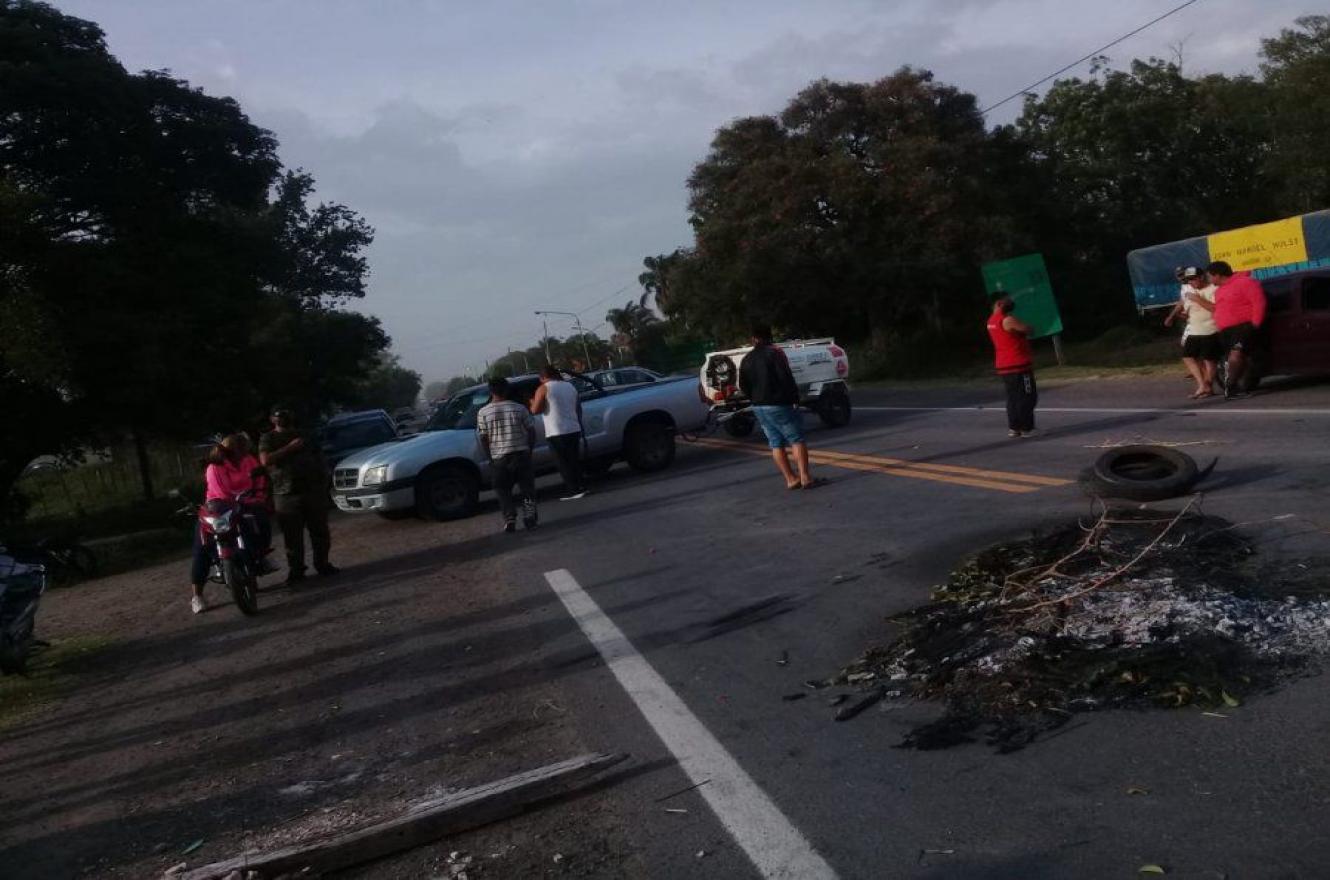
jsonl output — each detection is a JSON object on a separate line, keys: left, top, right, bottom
{"left": 0, "top": 1, "right": 387, "bottom": 507}
{"left": 644, "top": 16, "right": 1330, "bottom": 366}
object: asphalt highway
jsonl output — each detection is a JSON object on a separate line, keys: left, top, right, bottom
{"left": 487, "top": 373, "right": 1330, "bottom": 879}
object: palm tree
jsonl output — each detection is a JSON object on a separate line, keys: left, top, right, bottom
{"left": 606, "top": 301, "right": 658, "bottom": 363}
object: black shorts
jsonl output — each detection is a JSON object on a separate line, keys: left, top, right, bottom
{"left": 1219, "top": 323, "right": 1256, "bottom": 352}
{"left": 1182, "top": 333, "right": 1221, "bottom": 361}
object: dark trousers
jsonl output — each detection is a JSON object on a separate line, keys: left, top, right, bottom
{"left": 190, "top": 508, "right": 271, "bottom": 586}
{"left": 491, "top": 451, "right": 536, "bottom": 522}
{"left": 1002, "top": 371, "right": 1038, "bottom": 432}
{"left": 274, "top": 492, "right": 331, "bottom": 574}
{"left": 547, "top": 432, "right": 583, "bottom": 494}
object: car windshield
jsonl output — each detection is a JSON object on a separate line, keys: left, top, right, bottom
{"left": 426, "top": 388, "right": 491, "bottom": 430}
{"left": 322, "top": 419, "right": 394, "bottom": 450}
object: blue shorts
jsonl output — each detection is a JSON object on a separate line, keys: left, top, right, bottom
{"left": 752, "top": 405, "right": 805, "bottom": 449}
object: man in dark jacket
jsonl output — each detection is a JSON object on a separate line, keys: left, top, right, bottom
{"left": 738, "top": 323, "right": 824, "bottom": 490}
{"left": 259, "top": 406, "right": 337, "bottom": 584}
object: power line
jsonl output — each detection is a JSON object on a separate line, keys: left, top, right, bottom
{"left": 979, "top": 0, "right": 1203, "bottom": 117}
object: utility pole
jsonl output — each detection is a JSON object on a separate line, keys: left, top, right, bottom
{"left": 534, "top": 310, "right": 592, "bottom": 369}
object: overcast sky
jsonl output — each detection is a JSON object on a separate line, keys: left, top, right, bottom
{"left": 59, "top": 0, "right": 1318, "bottom": 381}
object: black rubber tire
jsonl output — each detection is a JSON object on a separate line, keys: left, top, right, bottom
{"left": 723, "top": 412, "right": 756, "bottom": 438}
{"left": 1086, "top": 445, "right": 1199, "bottom": 501}
{"left": 415, "top": 464, "right": 480, "bottom": 520}
{"left": 582, "top": 456, "right": 616, "bottom": 478}
{"left": 624, "top": 420, "right": 676, "bottom": 472}
{"left": 222, "top": 556, "right": 259, "bottom": 616}
{"left": 817, "top": 387, "right": 852, "bottom": 428}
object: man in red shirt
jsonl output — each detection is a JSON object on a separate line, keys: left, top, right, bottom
{"left": 1205, "top": 261, "right": 1267, "bottom": 399}
{"left": 986, "top": 295, "right": 1037, "bottom": 437}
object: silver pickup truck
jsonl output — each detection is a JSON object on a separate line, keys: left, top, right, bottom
{"left": 330, "top": 372, "right": 708, "bottom": 520}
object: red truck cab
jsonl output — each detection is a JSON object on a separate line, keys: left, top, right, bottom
{"left": 1258, "top": 269, "right": 1330, "bottom": 380}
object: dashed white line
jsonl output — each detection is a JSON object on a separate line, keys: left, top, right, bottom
{"left": 543, "top": 568, "right": 839, "bottom": 880}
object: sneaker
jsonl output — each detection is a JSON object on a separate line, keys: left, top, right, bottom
{"left": 1019, "top": 429, "right": 1040, "bottom": 438}
{"left": 559, "top": 491, "right": 588, "bottom": 501}
{"left": 315, "top": 563, "right": 340, "bottom": 578}
{"left": 522, "top": 499, "right": 538, "bottom": 529}
{"left": 502, "top": 520, "right": 517, "bottom": 534}
{"left": 285, "top": 570, "right": 307, "bottom": 587}
{"left": 190, "top": 595, "right": 206, "bottom": 615}
{"left": 257, "top": 558, "right": 280, "bottom": 576}
{"left": 1008, "top": 429, "right": 1021, "bottom": 438}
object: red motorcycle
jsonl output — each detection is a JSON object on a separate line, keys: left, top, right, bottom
{"left": 190, "top": 491, "right": 268, "bottom": 616}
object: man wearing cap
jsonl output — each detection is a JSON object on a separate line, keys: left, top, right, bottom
{"left": 1164, "top": 267, "right": 1220, "bottom": 398}
{"left": 259, "top": 407, "right": 337, "bottom": 584}
{"left": 1205, "top": 261, "right": 1267, "bottom": 399}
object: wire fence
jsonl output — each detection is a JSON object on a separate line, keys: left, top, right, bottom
{"left": 17, "top": 442, "right": 206, "bottom": 523}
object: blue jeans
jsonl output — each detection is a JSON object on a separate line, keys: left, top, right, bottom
{"left": 752, "top": 405, "right": 805, "bottom": 449}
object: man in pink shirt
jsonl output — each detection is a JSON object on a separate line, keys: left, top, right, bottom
{"left": 1205, "top": 261, "right": 1267, "bottom": 399}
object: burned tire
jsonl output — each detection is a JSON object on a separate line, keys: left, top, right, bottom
{"left": 415, "top": 464, "right": 480, "bottom": 521}
{"left": 624, "top": 419, "right": 675, "bottom": 472}
{"left": 816, "top": 387, "right": 851, "bottom": 428}
{"left": 1085, "top": 445, "right": 1199, "bottom": 501}
{"left": 723, "top": 412, "right": 756, "bottom": 437}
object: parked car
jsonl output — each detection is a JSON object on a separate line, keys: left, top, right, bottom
{"left": 317, "top": 409, "right": 400, "bottom": 468}
{"left": 587, "top": 367, "right": 664, "bottom": 389}
{"left": 330, "top": 371, "right": 708, "bottom": 520}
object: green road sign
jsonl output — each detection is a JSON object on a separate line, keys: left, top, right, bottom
{"left": 981, "top": 253, "right": 1063, "bottom": 339}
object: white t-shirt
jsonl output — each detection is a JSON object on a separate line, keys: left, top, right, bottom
{"left": 1181, "top": 284, "right": 1218, "bottom": 337}
{"left": 541, "top": 379, "right": 581, "bottom": 437}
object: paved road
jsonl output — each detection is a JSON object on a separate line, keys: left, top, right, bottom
{"left": 484, "top": 374, "right": 1330, "bottom": 879}
{"left": 6, "top": 374, "right": 1329, "bottom": 878}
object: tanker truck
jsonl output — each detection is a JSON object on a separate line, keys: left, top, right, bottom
{"left": 699, "top": 338, "right": 851, "bottom": 437}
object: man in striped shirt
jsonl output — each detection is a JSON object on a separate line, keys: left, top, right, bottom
{"left": 476, "top": 377, "right": 538, "bottom": 533}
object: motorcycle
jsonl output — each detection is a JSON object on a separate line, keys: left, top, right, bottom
{"left": 177, "top": 489, "right": 269, "bottom": 616}
{"left": 0, "top": 544, "right": 49, "bottom": 674}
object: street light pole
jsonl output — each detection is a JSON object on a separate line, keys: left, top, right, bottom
{"left": 534, "top": 310, "right": 592, "bottom": 369}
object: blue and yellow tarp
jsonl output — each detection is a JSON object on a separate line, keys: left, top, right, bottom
{"left": 1127, "top": 209, "right": 1330, "bottom": 310}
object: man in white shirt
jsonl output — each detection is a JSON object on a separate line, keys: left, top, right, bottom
{"left": 530, "top": 365, "right": 586, "bottom": 500}
{"left": 1164, "top": 266, "right": 1220, "bottom": 398}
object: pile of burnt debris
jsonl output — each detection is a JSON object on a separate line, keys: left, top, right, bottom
{"left": 835, "top": 506, "right": 1330, "bottom": 752}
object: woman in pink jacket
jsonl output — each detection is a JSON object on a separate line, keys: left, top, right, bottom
{"left": 188, "top": 434, "right": 274, "bottom": 613}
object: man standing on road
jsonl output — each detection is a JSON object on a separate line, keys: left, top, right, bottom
{"left": 1164, "top": 266, "right": 1221, "bottom": 399}
{"left": 477, "top": 377, "right": 538, "bottom": 533}
{"left": 530, "top": 365, "right": 586, "bottom": 500}
{"left": 986, "top": 295, "right": 1038, "bottom": 437}
{"left": 1207, "top": 260, "right": 1268, "bottom": 400}
{"left": 259, "top": 406, "right": 337, "bottom": 585}
{"left": 738, "top": 323, "right": 824, "bottom": 490}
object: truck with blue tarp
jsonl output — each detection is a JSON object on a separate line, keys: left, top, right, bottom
{"left": 1126, "top": 210, "right": 1330, "bottom": 312}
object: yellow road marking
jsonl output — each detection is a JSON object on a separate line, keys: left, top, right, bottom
{"left": 692, "top": 437, "right": 1070, "bottom": 495}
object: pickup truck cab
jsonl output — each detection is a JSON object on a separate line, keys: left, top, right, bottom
{"left": 331, "top": 371, "right": 708, "bottom": 520}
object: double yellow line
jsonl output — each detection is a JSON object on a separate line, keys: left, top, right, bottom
{"left": 693, "top": 437, "right": 1071, "bottom": 494}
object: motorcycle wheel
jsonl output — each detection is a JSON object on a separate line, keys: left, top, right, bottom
{"left": 222, "top": 557, "right": 260, "bottom": 616}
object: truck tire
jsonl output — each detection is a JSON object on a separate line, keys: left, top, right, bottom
{"left": 624, "top": 420, "right": 675, "bottom": 472}
{"left": 723, "top": 412, "right": 756, "bottom": 437}
{"left": 415, "top": 464, "right": 480, "bottom": 520}
{"left": 817, "top": 387, "right": 852, "bottom": 428}
{"left": 1083, "top": 445, "right": 1199, "bottom": 501}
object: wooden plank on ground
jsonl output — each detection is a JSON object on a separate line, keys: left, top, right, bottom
{"left": 180, "top": 751, "right": 627, "bottom": 880}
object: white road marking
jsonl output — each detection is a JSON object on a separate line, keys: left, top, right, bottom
{"left": 543, "top": 569, "right": 839, "bottom": 880}
{"left": 857, "top": 405, "right": 1330, "bottom": 416}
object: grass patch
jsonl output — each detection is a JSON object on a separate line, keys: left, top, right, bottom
{"left": 0, "top": 635, "right": 116, "bottom": 729}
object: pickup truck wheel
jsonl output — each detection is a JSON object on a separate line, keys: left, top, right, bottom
{"left": 624, "top": 421, "right": 675, "bottom": 472}
{"left": 817, "top": 388, "right": 852, "bottom": 428}
{"left": 415, "top": 465, "right": 479, "bottom": 520}
{"left": 723, "top": 412, "right": 756, "bottom": 437}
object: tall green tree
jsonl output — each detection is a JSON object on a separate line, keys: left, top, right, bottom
{"left": 0, "top": 1, "right": 384, "bottom": 507}
{"left": 1261, "top": 16, "right": 1330, "bottom": 214}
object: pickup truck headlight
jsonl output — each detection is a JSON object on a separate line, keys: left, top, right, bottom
{"left": 362, "top": 465, "right": 389, "bottom": 487}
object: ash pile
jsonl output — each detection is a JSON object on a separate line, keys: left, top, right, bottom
{"left": 838, "top": 506, "right": 1330, "bottom": 752}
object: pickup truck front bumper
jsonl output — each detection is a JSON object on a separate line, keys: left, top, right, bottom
{"left": 332, "top": 480, "right": 415, "bottom": 513}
